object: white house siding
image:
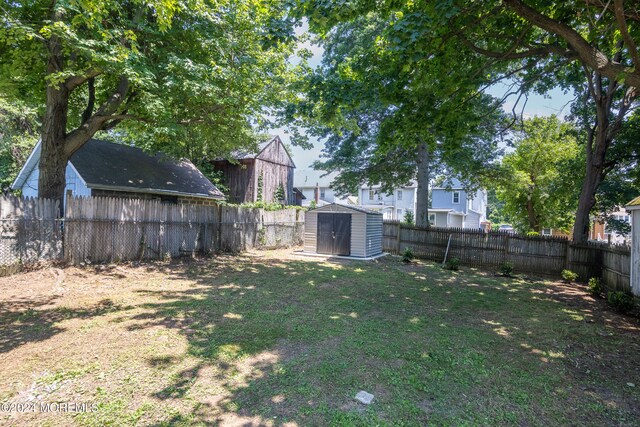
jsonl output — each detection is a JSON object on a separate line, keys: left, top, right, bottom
{"left": 463, "top": 211, "right": 481, "bottom": 229}
{"left": 449, "top": 214, "right": 463, "bottom": 228}
{"left": 20, "top": 162, "right": 91, "bottom": 198}
{"left": 433, "top": 212, "right": 448, "bottom": 227}
{"left": 359, "top": 186, "right": 417, "bottom": 220}
{"left": 365, "top": 214, "right": 383, "bottom": 257}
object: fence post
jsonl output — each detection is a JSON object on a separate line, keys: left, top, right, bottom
{"left": 396, "top": 222, "right": 402, "bottom": 254}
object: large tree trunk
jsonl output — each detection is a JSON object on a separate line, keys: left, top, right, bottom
{"left": 38, "top": 31, "right": 70, "bottom": 208}
{"left": 525, "top": 196, "right": 540, "bottom": 232}
{"left": 415, "top": 140, "right": 430, "bottom": 228}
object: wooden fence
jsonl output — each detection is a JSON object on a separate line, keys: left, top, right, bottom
{"left": 0, "top": 195, "right": 304, "bottom": 271}
{"left": 383, "top": 221, "right": 631, "bottom": 293}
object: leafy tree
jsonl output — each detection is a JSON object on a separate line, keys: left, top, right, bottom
{"left": 0, "top": 0, "right": 299, "bottom": 204}
{"left": 289, "top": 15, "right": 505, "bottom": 227}
{"left": 0, "top": 100, "right": 39, "bottom": 190}
{"left": 495, "top": 116, "right": 581, "bottom": 233}
{"left": 274, "top": 183, "right": 285, "bottom": 204}
{"left": 403, "top": 210, "right": 414, "bottom": 225}
{"left": 297, "top": 0, "right": 640, "bottom": 242}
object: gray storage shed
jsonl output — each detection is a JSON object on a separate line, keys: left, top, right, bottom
{"left": 304, "top": 204, "right": 383, "bottom": 257}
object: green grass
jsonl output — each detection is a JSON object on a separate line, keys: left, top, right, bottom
{"left": 1, "top": 252, "right": 639, "bottom": 426}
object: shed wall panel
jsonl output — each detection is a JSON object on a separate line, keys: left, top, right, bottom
{"left": 365, "top": 214, "right": 383, "bottom": 257}
{"left": 304, "top": 211, "right": 318, "bottom": 253}
{"left": 350, "top": 213, "right": 366, "bottom": 257}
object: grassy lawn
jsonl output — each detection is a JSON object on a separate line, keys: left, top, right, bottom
{"left": 1, "top": 250, "right": 639, "bottom": 426}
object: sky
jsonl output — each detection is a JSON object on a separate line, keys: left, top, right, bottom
{"left": 272, "top": 27, "right": 577, "bottom": 172}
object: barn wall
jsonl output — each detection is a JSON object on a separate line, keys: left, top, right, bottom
{"left": 212, "top": 160, "right": 256, "bottom": 203}
{"left": 365, "top": 214, "right": 383, "bottom": 257}
{"left": 254, "top": 159, "right": 294, "bottom": 205}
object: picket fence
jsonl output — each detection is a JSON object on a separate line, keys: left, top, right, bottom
{"left": 0, "top": 195, "right": 304, "bottom": 272}
{"left": 383, "top": 221, "right": 631, "bottom": 293}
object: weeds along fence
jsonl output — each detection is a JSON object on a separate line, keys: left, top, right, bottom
{"left": 383, "top": 221, "right": 631, "bottom": 293}
{"left": 0, "top": 195, "right": 304, "bottom": 272}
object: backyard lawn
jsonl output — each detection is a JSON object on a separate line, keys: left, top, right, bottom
{"left": 1, "top": 250, "right": 639, "bottom": 426}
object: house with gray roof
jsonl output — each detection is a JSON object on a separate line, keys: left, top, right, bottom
{"left": 12, "top": 139, "right": 224, "bottom": 204}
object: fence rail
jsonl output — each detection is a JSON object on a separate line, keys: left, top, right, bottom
{"left": 0, "top": 195, "right": 304, "bottom": 274}
{"left": 383, "top": 221, "right": 631, "bottom": 293}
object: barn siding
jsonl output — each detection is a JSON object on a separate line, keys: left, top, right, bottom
{"left": 365, "top": 214, "right": 383, "bottom": 257}
{"left": 254, "top": 159, "right": 294, "bottom": 205}
{"left": 212, "top": 159, "right": 256, "bottom": 203}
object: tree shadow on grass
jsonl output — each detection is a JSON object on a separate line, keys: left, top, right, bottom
{"left": 0, "top": 297, "right": 125, "bottom": 354}
{"left": 108, "top": 254, "right": 640, "bottom": 426}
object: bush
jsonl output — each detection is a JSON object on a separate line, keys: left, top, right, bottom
{"left": 561, "top": 269, "right": 578, "bottom": 283}
{"left": 526, "top": 231, "right": 540, "bottom": 237}
{"left": 587, "top": 277, "right": 602, "bottom": 297}
{"left": 445, "top": 257, "right": 460, "bottom": 271}
{"left": 403, "top": 210, "right": 415, "bottom": 225}
{"left": 607, "top": 291, "right": 635, "bottom": 314}
{"left": 402, "top": 247, "right": 414, "bottom": 263}
{"left": 500, "top": 262, "right": 514, "bottom": 277}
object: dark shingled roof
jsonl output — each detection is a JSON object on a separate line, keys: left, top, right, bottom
{"left": 70, "top": 139, "right": 224, "bottom": 199}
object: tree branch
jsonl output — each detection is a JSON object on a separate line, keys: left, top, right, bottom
{"left": 503, "top": 0, "right": 640, "bottom": 88}
{"left": 80, "top": 77, "right": 95, "bottom": 125}
{"left": 614, "top": 0, "right": 640, "bottom": 69}
{"left": 64, "top": 69, "right": 102, "bottom": 92}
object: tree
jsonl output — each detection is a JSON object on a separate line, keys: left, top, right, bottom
{"left": 289, "top": 15, "right": 505, "bottom": 227}
{"left": 0, "top": 100, "right": 39, "bottom": 190}
{"left": 1, "top": 0, "right": 298, "bottom": 204}
{"left": 495, "top": 116, "right": 582, "bottom": 233}
{"left": 297, "top": 0, "right": 640, "bottom": 242}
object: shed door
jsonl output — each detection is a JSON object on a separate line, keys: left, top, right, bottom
{"left": 317, "top": 213, "right": 351, "bottom": 256}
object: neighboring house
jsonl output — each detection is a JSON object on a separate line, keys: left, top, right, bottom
{"left": 292, "top": 187, "right": 306, "bottom": 206}
{"left": 294, "top": 169, "right": 350, "bottom": 207}
{"left": 359, "top": 182, "right": 417, "bottom": 220}
{"left": 212, "top": 136, "right": 295, "bottom": 205}
{"left": 12, "top": 139, "right": 224, "bottom": 205}
{"left": 589, "top": 208, "right": 632, "bottom": 244}
{"left": 430, "top": 179, "right": 487, "bottom": 229}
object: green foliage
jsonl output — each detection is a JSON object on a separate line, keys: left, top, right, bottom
{"left": 401, "top": 247, "right": 413, "bottom": 263}
{"left": 403, "top": 210, "right": 414, "bottom": 225}
{"left": 0, "top": 0, "right": 303, "bottom": 197}
{"left": 494, "top": 116, "right": 581, "bottom": 234}
{"left": 444, "top": 257, "right": 460, "bottom": 271}
{"left": 500, "top": 262, "right": 514, "bottom": 277}
{"left": 256, "top": 174, "right": 264, "bottom": 202}
{"left": 0, "top": 100, "right": 39, "bottom": 190}
{"left": 607, "top": 291, "right": 635, "bottom": 314}
{"left": 274, "top": 183, "right": 285, "bottom": 204}
{"left": 309, "top": 200, "right": 317, "bottom": 210}
{"left": 587, "top": 278, "right": 603, "bottom": 297}
{"left": 236, "top": 201, "right": 306, "bottom": 212}
{"left": 561, "top": 270, "right": 579, "bottom": 283}
{"left": 526, "top": 231, "right": 540, "bottom": 237}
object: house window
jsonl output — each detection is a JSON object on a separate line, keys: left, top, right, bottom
{"left": 452, "top": 191, "right": 460, "bottom": 204}
{"left": 369, "top": 189, "right": 374, "bottom": 200}
{"left": 320, "top": 188, "right": 326, "bottom": 199}
{"left": 397, "top": 190, "right": 403, "bottom": 201}
{"left": 429, "top": 213, "right": 436, "bottom": 225}
{"left": 542, "top": 228, "right": 552, "bottom": 236}
{"left": 397, "top": 208, "right": 403, "bottom": 219}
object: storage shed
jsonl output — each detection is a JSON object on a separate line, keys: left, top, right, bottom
{"left": 625, "top": 196, "right": 640, "bottom": 296}
{"left": 304, "top": 204, "right": 383, "bottom": 258}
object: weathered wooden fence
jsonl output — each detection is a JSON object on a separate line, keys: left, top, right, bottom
{"left": 0, "top": 195, "right": 304, "bottom": 272}
{"left": 0, "top": 196, "right": 63, "bottom": 274}
{"left": 384, "top": 221, "right": 631, "bottom": 293}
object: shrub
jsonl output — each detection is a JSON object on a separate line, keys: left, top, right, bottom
{"left": 526, "top": 231, "right": 540, "bottom": 237}
{"left": 500, "top": 262, "right": 514, "bottom": 277}
{"left": 607, "top": 291, "right": 635, "bottom": 314}
{"left": 445, "top": 257, "right": 460, "bottom": 271}
{"left": 403, "top": 210, "right": 415, "bottom": 225}
{"left": 587, "top": 277, "right": 603, "bottom": 297}
{"left": 561, "top": 269, "right": 578, "bottom": 283}
{"left": 402, "top": 247, "right": 414, "bottom": 263}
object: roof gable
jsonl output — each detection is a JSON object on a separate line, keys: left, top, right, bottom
{"left": 255, "top": 136, "right": 295, "bottom": 167}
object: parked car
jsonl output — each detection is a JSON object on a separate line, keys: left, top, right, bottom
{"left": 498, "top": 224, "right": 515, "bottom": 234}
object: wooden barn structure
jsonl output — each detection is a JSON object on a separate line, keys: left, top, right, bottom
{"left": 212, "top": 136, "right": 295, "bottom": 205}
{"left": 304, "top": 203, "right": 383, "bottom": 258}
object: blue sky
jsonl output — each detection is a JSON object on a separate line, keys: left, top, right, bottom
{"left": 274, "top": 30, "right": 577, "bottom": 171}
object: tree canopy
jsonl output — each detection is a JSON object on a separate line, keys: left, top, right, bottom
{"left": 0, "top": 0, "right": 301, "bottom": 201}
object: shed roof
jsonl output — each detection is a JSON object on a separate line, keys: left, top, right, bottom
{"left": 309, "top": 203, "right": 382, "bottom": 215}
{"left": 626, "top": 195, "right": 640, "bottom": 210}
{"left": 12, "top": 139, "right": 224, "bottom": 199}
